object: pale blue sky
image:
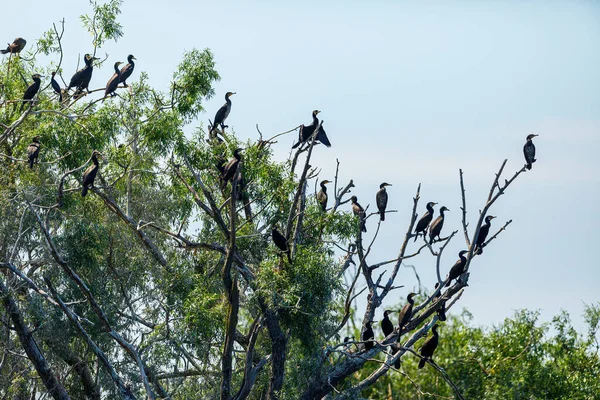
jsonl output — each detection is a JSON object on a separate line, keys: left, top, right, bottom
{"left": 5, "top": 1, "right": 599, "bottom": 330}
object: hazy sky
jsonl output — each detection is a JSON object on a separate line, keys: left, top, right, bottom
{"left": 4, "top": 1, "right": 599, "bottom": 330}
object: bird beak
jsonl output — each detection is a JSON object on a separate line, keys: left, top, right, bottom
{"left": 387, "top": 183, "right": 392, "bottom": 186}
{"left": 231, "top": 92, "right": 236, "bottom": 95}
{"left": 433, "top": 202, "right": 438, "bottom": 205}
{"left": 490, "top": 216, "right": 497, "bottom": 219}
{"left": 533, "top": 134, "right": 539, "bottom": 137}
{"left": 132, "top": 56, "right": 137, "bottom": 60}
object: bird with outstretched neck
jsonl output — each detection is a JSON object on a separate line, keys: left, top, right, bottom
{"left": 1, "top": 37, "right": 26, "bottom": 54}
{"left": 429, "top": 206, "right": 449, "bottom": 244}
{"left": 211, "top": 92, "right": 235, "bottom": 134}
{"left": 362, "top": 320, "right": 376, "bottom": 351}
{"left": 104, "top": 61, "right": 123, "bottom": 98}
{"left": 475, "top": 215, "right": 496, "bottom": 254}
{"left": 376, "top": 182, "right": 392, "bottom": 221}
{"left": 523, "top": 134, "right": 539, "bottom": 170}
{"left": 119, "top": 54, "right": 136, "bottom": 87}
{"left": 317, "top": 180, "right": 331, "bottom": 211}
{"left": 51, "top": 72, "right": 62, "bottom": 103}
{"left": 271, "top": 227, "right": 292, "bottom": 264}
{"left": 68, "top": 54, "right": 99, "bottom": 96}
{"left": 398, "top": 293, "right": 417, "bottom": 339}
{"left": 292, "top": 110, "right": 321, "bottom": 148}
{"left": 381, "top": 310, "right": 400, "bottom": 368}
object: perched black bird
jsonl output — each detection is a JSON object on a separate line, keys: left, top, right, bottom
{"left": 446, "top": 250, "right": 468, "bottom": 285}
{"left": 1, "top": 37, "right": 26, "bottom": 54}
{"left": 26, "top": 137, "right": 41, "bottom": 168}
{"left": 221, "top": 148, "right": 242, "bottom": 189}
{"left": 81, "top": 151, "right": 103, "bottom": 197}
{"left": 523, "top": 133, "right": 539, "bottom": 170}
{"left": 418, "top": 324, "right": 439, "bottom": 369}
{"left": 104, "top": 61, "right": 123, "bottom": 98}
{"left": 315, "top": 120, "right": 332, "bottom": 147}
{"left": 414, "top": 202, "right": 436, "bottom": 242}
{"left": 292, "top": 110, "right": 320, "bottom": 148}
{"left": 381, "top": 310, "right": 400, "bottom": 368}
{"left": 433, "top": 282, "right": 446, "bottom": 321}
{"left": 398, "top": 293, "right": 417, "bottom": 338}
{"left": 211, "top": 92, "right": 235, "bottom": 133}
{"left": 317, "top": 180, "right": 331, "bottom": 211}
{"left": 118, "top": 54, "right": 136, "bottom": 87}
{"left": 271, "top": 227, "right": 292, "bottom": 264}
{"left": 362, "top": 320, "right": 375, "bottom": 351}
{"left": 429, "top": 206, "right": 449, "bottom": 244}
{"left": 376, "top": 182, "right": 392, "bottom": 221}
{"left": 50, "top": 72, "right": 62, "bottom": 103}
{"left": 68, "top": 54, "right": 99, "bottom": 95}
{"left": 350, "top": 195, "right": 367, "bottom": 233}
{"left": 475, "top": 215, "right": 496, "bottom": 254}
{"left": 21, "top": 74, "right": 42, "bottom": 111}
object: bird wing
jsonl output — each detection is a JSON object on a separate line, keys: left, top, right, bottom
{"left": 376, "top": 190, "right": 388, "bottom": 212}
{"left": 316, "top": 125, "right": 332, "bottom": 147}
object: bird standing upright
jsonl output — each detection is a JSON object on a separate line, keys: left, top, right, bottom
{"left": 376, "top": 182, "right": 391, "bottom": 221}
{"left": 446, "top": 250, "right": 468, "bottom": 285}
{"left": 362, "top": 320, "right": 375, "bottom": 351}
{"left": 429, "top": 206, "right": 449, "bottom": 244}
{"left": 271, "top": 227, "right": 292, "bottom": 264}
{"left": 317, "top": 180, "right": 331, "bottom": 211}
{"left": 523, "top": 134, "right": 538, "bottom": 170}
{"left": 104, "top": 61, "right": 123, "bottom": 98}
{"left": 26, "top": 137, "right": 41, "bottom": 168}
{"left": 381, "top": 310, "right": 400, "bottom": 368}
{"left": 68, "top": 54, "right": 99, "bottom": 95}
{"left": 475, "top": 215, "right": 496, "bottom": 254}
{"left": 1, "top": 37, "right": 26, "bottom": 54}
{"left": 211, "top": 92, "right": 235, "bottom": 134}
{"left": 81, "top": 151, "right": 103, "bottom": 197}
{"left": 414, "top": 202, "right": 436, "bottom": 242}
{"left": 50, "top": 72, "right": 62, "bottom": 103}
{"left": 418, "top": 325, "right": 439, "bottom": 369}
{"left": 398, "top": 293, "right": 417, "bottom": 338}
{"left": 350, "top": 196, "right": 367, "bottom": 233}
{"left": 118, "top": 54, "right": 136, "bottom": 87}
{"left": 21, "top": 74, "right": 42, "bottom": 111}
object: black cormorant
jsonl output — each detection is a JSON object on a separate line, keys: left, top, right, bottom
{"left": 1, "top": 37, "right": 26, "bottom": 54}
{"left": 382, "top": 310, "right": 400, "bottom": 368}
{"left": 81, "top": 151, "right": 102, "bottom": 197}
{"left": 104, "top": 61, "right": 123, "bottom": 98}
{"left": 292, "top": 110, "right": 320, "bottom": 148}
{"left": 418, "top": 324, "right": 439, "bottom": 369}
{"left": 211, "top": 92, "right": 235, "bottom": 133}
{"left": 350, "top": 195, "right": 367, "bottom": 233}
{"left": 68, "top": 54, "right": 99, "bottom": 95}
{"left": 118, "top": 54, "right": 136, "bottom": 87}
{"left": 433, "top": 282, "right": 446, "bottom": 321}
{"left": 21, "top": 74, "right": 42, "bottom": 111}
{"left": 362, "top": 320, "right": 375, "bottom": 351}
{"left": 523, "top": 134, "right": 538, "bottom": 170}
{"left": 475, "top": 215, "right": 496, "bottom": 254}
{"left": 398, "top": 292, "right": 417, "bottom": 338}
{"left": 221, "top": 148, "right": 242, "bottom": 189}
{"left": 414, "top": 202, "right": 436, "bottom": 242}
{"left": 429, "top": 206, "right": 449, "bottom": 244}
{"left": 26, "top": 137, "right": 40, "bottom": 168}
{"left": 376, "top": 182, "right": 391, "bottom": 221}
{"left": 271, "top": 227, "right": 292, "bottom": 264}
{"left": 446, "top": 250, "right": 468, "bottom": 284}
{"left": 50, "top": 72, "right": 62, "bottom": 103}
{"left": 317, "top": 180, "right": 331, "bottom": 211}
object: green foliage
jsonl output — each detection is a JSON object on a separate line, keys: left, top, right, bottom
{"left": 80, "top": 0, "right": 124, "bottom": 49}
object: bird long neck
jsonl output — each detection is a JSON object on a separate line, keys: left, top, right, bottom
{"left": 408, "top": 296, "right": 414, "bottom": 305}
{"left": 432, "top": 327, "right": 438, "bottom": 337}
{"left": 459, "top": 253, "right": 466, "bottom": 263}
{"left": 312, "top": 113, "right": 319, "bottom": 125}
{"left": 128, "top": 57, "right": 135, "bottom": 67}
{"left": 485, "top": 218, "right": 492, "bottom": 228}
{"left": 92, "top": 155, "right": 99, "bottom": 166}
{"left": 440, "top": 209, "right": 446, "bottom": 217}
{"left": 321, "top": 183, "right": 327, "bottom": 193}
{"left": 114, "top": 64, "right": 120, "bottom": 75}
{"left": 426, "top": 204, "right": 434, "bottom": 213}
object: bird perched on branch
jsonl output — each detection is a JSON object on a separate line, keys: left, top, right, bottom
{"left": 1, "top": 37, "right": 26, "bottom": 54}
{"left": 271, "top": 227, "right": 292, "bottom": 264}
{"left": 446, "top": 250, "right": 468, "bottom": 285}
{"left": 26, "top": 137, "right": 41, "bottom": 168}
{"left": 211, "top": 92, "right": 235, "bottom": 134}
{"left": 362, "top": 320, "right": 376, "bottom": 351}
{"left": 104, "top": 61, "right": 123, "bottom": 98}
{"left": 221, "top": 148, "right": 242, "bottom": 189}
{"left": 50, "top": 72, "right": 62, "bottom": 103}
{"left": 433, "top": 282, "right": 446, "bottom": 321}
{"left": 21, "top": 74, "right": 43, "bottom": 111}
{"left": 350, "top": 195, "right": 367, "bottom": 233}
{"left": 119, "top": 54, "right": 136, "bottom": 87}
{"left": 317, "top": 180, "right": 331, "bottom": 211}
{"left": 292, "top": 110, "right": 321, "bottom": 148}
{"left": 429, "top": 206, "right": 449, "bottom": 244}
{"left": 81, "top": 151, "right": 103, "bottom": 197}
{"left": 418, "top": 324, "right": 439, "bottom": 369}
{"left": 376, "top": 182, "right": 392, "bottom": 221}
{"left": 523, "top": 134, "right": 538, "bottom": 170}
{"left": 68, "top": 54, "right": 99, "bottom": 96}
{"left": 475, "top": 215, "right": 496, "bottom": 254}
{"left": 414, "top": 202, "right": 436, "bottom": 242}
{"left": 381, "top": 310, "right": 400, "bottom": 368}
{"left": 398, "top": 292, "right": 417, "bottom": 338}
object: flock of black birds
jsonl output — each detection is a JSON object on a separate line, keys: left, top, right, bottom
{"left": 6, "top": 34, "right": 541, "bottom": 371}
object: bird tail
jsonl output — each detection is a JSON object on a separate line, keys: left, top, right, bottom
{"left": 0, "top": 49, "right": 8, "bottom": 54}
{"left": 429, "top": 235, "right": 434, "bottom": 244}
{"left": 380, "top": 211, "right": 385, "bottom": 221}
{"left": 291, "top": 141, "right": 301, "bottom": 149}
{"left": 526, "top": 163, "right": 532, "bottom": 170}
{"left": 317, "top": 130, "right": 332, "bottom": 147}
{"left": 437, "top": 308, "right": 447, "bottom": 321}
{"left": 361, "top": 220, "right": 367, "bottom": 233}
{"left": 28, "top": 157, "right": 34, "bottom": 169}
{"left": 81, "top": 185, "right": 88, "bottom": 197}
{"left": 418, "top": 358, "right": 426, "bottom": 369}
{"left": 414, "top": 232, "right": 418, "bottom": 242}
